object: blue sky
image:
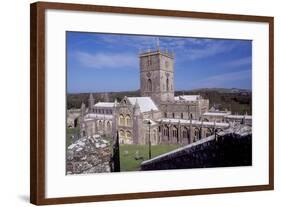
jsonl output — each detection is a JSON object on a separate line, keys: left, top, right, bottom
{"left": 67, "top": 32, "right": 252, "bottom": 93}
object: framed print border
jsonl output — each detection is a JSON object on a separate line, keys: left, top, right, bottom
{"left": 30, "top": 1, "right": 274, "bottom": 205}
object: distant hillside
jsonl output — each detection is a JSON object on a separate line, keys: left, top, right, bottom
{"left": 67, "top": 88, "right": 252, "bottom": 115}
{"left": 183, "top": 88, "right": 251, "bottom": 94}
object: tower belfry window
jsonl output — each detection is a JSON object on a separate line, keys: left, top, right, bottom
{"left": 166, "top": 78, "right": 169, "bottom": 91}
{"left": 147, "top": 79, "right": 152, "bottom": 91}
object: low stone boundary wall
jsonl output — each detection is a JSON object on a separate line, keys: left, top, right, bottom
{"left": 140, "top": 133, "right": 252, "bottom": 171}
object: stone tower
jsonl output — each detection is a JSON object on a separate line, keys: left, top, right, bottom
{"left": 140, "top": 47, "right": 174, "bottom": 104}
{"left": 88, "top": 93, "right": 94, "bottom": 112}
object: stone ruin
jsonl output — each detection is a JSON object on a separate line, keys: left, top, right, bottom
{"left": 66, "top": 134, "right": 112, "bottom": 174}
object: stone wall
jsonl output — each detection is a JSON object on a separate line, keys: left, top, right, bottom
{"left": 140, "top": 125, "right": 252, "bottom": 171}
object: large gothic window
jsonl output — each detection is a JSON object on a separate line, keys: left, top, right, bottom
{"left": 166, "top": 78, "right": 169, "bottom": 91}
{"left": 147, "top": 79, "right": 152, "bottom": 91}
{"left": 125, "top": 114, "right": 131, "bottom": 126}
{"left": 119, "top": 114, "right": 125, "bottom": 126}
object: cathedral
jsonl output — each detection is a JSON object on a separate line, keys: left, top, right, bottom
{"left": 79, "top": 47, "right": 252, "bottom": 145}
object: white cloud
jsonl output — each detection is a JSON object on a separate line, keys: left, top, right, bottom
{"left": 220, "top": 56, "right": 252, "bottom": 68}
{"left": 75, "top": 51, "right": 138, "bottom": 69}
{"left": 184, "top": 41, "right": 236, "bottom": 60}
{"left": 192, "top": 70, "right": 251, "bottom": 88}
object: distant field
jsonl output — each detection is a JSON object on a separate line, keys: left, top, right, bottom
{"left": 119, "top": 144, "right": 180, "bottom": 171}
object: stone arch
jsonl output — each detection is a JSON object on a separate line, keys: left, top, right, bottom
{"left": 194, "top": 127, "right": 200, "bottom": 141}
{"left": 125, "top": 130, "right": 132, "bottom": 139}
{"left": 172, "top": 126, "right": 179, "bottom": 143}
{"left": 106, "top": 121, "right": 111, "bottom": 131}
{"left": 205, "top": 127, "right": 212, "bottom": 137}
{"left": 125, "top": 114, "right": 132, "bottom": 126}
{"left": 119, "top": 129, "right": 125, "bottom": 144}
{"left": 182, "top": 126, "right": 190, "bottom": 144}
{"left": 147, "top": 79, "right": 152, "bottom": 91}
{"left": 163, "top": 125, "right": 169, "bottom": 139}
{"left": 119, "top": 114, "right": 125, "bottom": 126}
{"left": 98, "top": 120, "right": 103, "bottom": 131}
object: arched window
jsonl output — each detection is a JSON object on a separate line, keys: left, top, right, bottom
{"left": 172, "top": 113, "right": 175, "bottom": 118}
{"left": 164, "top": 112, "right": 167, "bottom": 118}
{"left": 172, "top": 126, "right": 178, "bottom": 138}
{"left": 182, "top": 127, "right": 188, "bottom": 138}
{"left": 119, "top": 129, "right": 125, "bottom": 138}
{"left": 147, "top": 79, "right": 152, "bottom": 91}
{"left": 166, "top": 78, "right": 169, "bottom": 91}
{"left": 181, "top": 113, "right": 184, "bottom": 119}
{"left": 163, "top": 125, "right": 169, "bottom": 137}
{"left": 106, "top": 121, "right": 111, "bottom": 131}
{"left": 125, "top": 131, "right": 132, "bottom": 139}
{"left": 119, "top": 114, "right": 125, "bottom": 126}
{"left": 98, "top": 120, "right": 103, "bottom": 130}
{"left": 125, "top": 114, "right": 131, "bottom": 126}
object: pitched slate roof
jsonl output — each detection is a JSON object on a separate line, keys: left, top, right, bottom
{"left": 127, "top": 97, "right": 159, "bottom": 113}
{"left": 175, "top": 95, "right": 200, "bottom": 101}
{"left": 94, "top": 102, "right": 115, "bottom": 108}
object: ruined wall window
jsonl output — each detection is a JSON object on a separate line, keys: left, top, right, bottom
{"left": 147, "top": 79, "right": 152, "bottom": 91}
{"left": 172, "top": 126, "right": 178, "bottom": 138}
{"left": 181, "top": 113, "right": 184, "bottom": 119}
{"left": 166, "top": 78, "right": 169, "bottom": 91}
{"left": 182, "top": 127, "right": 188, "bottom": 138}
{"left": 163, "top": 126, "right": 169, "bottom": 137}
{"left": 172, "top": 113, "right": 175, "bottom": 118}
{"left": 125, "top": 114, "right": 131, "bottom": 126}
{"left": 164, "top": 112, "right": 167, "bottom": 118}
{"left": 119, "top": 114, "right": 125, "bottom": 126}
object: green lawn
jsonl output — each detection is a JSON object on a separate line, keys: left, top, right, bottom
{"left": 120, "top": 144, "right": 180, "bottom": 171}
